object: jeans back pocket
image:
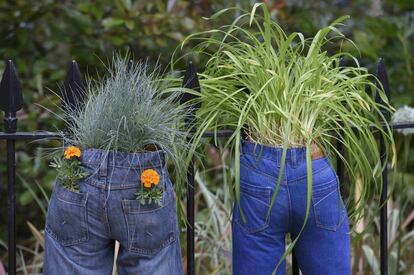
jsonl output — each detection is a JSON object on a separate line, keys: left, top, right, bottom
{"left": 312, "top": 177, "right": 346, "bottom": 231}
{"left": 233, "top": 180, "right": 271, "bottom": 234}
{"left": 45, "top": 181, "right": 89, "bottom": 246}
{"left": 122, "top": 189, "right": 177, "bottom": 256}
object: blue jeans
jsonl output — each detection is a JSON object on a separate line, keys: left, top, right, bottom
{"left": 232, "top": 141, "right": 351, "bottom": 275}
{"left": 44, "top": 149, "right": 183, "bottom": 275}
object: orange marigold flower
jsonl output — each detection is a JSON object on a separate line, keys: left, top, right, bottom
{"left": 141, "top": 169, "right": 160, "bottom": 188}
{"left": 64, "top": 146, "right": 81, "bottom": 160}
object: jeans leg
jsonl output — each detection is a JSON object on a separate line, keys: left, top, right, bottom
{"left": 232, "top": 186, "right": 289, "bottom": 275}
{"left": 232, "top": 220, "right": 287, "bottom": 275}
{"left": 289, "top": 161, "right": 351, "bottom": 275}
{"left": 44, "top": 232, "right": 114, "bottom": 275}
{"left": 43, "top": 182, "right": 114, "bottom": 275}
{"left": 292, "top": 216, "right": 351, "bottom": 275}
{"left": 114, "top": 184, "right": 183, "bottom": 275}
{"left": 116, "top": 239, "right": 183, "bottom": 275}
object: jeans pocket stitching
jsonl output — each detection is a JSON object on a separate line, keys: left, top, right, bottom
{"left": 234, "top": 189, "right": 271, "bottom": 234}
{"left": 46, "top": 184, "right": 89, "bottom": 246}
{"left": 313, "top": 189, "right": 337, "bottom": 207}
{"left": 312, "top": 181, "right": 345, "bottom": 231}
{"left": 123, "top": 198, "right": 177, "bottom": 256}
{"left": 55, "top": 180, "right": 89, "bottom": 205}
{"left": 241, "top": 192, "right": 270, "bottom": 207}
{"left": 239, "top": 179, "right": 272, "bottom": 197}
{"left": 122, "top": 186, "right": 174, "bottom": 213}
{"left": 235, "top": 218, "right": 269, "bottom": 234}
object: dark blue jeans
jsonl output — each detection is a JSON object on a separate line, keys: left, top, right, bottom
{"left": 232, "top": 141, "right": 351, "bottom": 275}
{"left": 44, "top": 149, "right": 183, "bottom": 275}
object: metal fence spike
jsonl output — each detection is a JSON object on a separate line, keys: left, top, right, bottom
{"left": 62, "top": 60, "right": 85, "bottom": 112}
{"left": 182, "top": 59, "right": 200, "bottom": 95}
{"left": 127, "top": 59, "right": 134, "bottom": 72}
{"left": 0, "top": 60, "right": 23, "bottom": 113}
{"left": 375, "top": 58, "right": 390, "bottom": 99}
{"left": 339, "top": 57, "right": 345, "bottom": 68}
{"left": 181, "top": 59, "right": 201, "bottom": 126}
{"left": 0, "top": 60, "right": 23, "bottom": 133}
{"left": 375, "top": 58, "right": 390, "bottom": 120}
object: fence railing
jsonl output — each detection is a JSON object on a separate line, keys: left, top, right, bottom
{"left": 1, "top": 58, "right": 414, "bottom": 275}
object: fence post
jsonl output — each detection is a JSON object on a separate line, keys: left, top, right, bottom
{"left": 62, "top": 60, "right": 85, "bottom": 139}
{"left": 375, "top": 58, "right": 390, "bottom": 275}
{"left": 181, "top": 59, "right": 200, "bottom": 275}
{"left": 62, "top": 60, "right": 85, "bottom": 115}
{"left": 0, "top": 60, "right": 23, "bottom": 275}
{"left": 337, "top": 58, "right": 346, "bottom": 184}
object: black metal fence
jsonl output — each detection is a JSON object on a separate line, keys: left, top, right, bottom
{"left": 1, "top": 58, "right": 414, "bottom": 275}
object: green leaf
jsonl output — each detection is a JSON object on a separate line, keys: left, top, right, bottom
{"left": 125, "top": 20, "right": 135, "bottom": 30}
{"left": 102, "top": 17, "right": 125, "bottom": 29}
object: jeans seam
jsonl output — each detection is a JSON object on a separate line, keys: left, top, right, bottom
{"left": 240, "top": 179, "right": 273, "bottom": 196}
{"left": 84, "top": 162, "right": 163, "bottom": 170}
{"left": 289, "top": 161, "right": 330, "bottom": 182}
{"left": 286, "top": 185, "right": 293, "bottom": 233}
{"left": 312, "top": 181, "right": 346, "bottom": 231}
{"left": 285, "top": 163, "right": 293, "bottom": 233}
{"left": 103, "top": 205, "right": 112, "bottom": 237}
{"left": 240, "top": 162, "right": 282, "bottom": 183}
{"left": 86, "top": 179, "right": 137, "bottom": 190}
{"left": 241, "top": 153, "right": 281, "bottom": 164}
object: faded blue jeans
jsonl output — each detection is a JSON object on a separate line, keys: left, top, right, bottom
{"left": 232, "top": 141, "right": 351, "bottom": 275}
{"left": 44, "top": 149, "right": 183, "bottom": 275}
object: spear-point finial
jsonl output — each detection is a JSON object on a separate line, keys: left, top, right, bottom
{"left": 62, "top": 60, "right": 85, "bottom": 112}
{"left": 339, "top": 57, "right": 345, "bottom": 68}
{"left": 375, "top": 58, "right": 391, "bottom": 120}
{"left": 127, "top": 59, "right": 134, "bottom": 72}
{"left": 0, "top": 60, "right": 23, "bottom": 133}
{"left": 181, "top": 59, "right": 201, "bottom": 129}
{"left": 182, "top": 59, "right": 200, "bottom": 92}
{"left": 375, "top": 58, "right": 390, "bottom": 98}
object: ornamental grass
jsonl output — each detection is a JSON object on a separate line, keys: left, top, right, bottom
{"left": 57, "top": 54, "right": 190, "bottom": 197}
{"left": 176, "top": 4, "right": 396, "bottom": 271}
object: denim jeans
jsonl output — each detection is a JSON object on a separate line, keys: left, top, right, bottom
{"left": 44, "top": 149, "right": 183, "bottom": 275}
{"left": 232, "top": 141, "right": 351, "bottom": 275}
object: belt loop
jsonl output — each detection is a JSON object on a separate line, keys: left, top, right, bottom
{"left": 276, "top": 147, "right": 288, "bottom": 167}
{"left": 99, "top": 151, "right": 109, "bottom": 180}
{"left": 322, "top": 144, "right": 332, "bottom": 160}
{"left": 291, "top": 149, "right": 297, "bottom": 168}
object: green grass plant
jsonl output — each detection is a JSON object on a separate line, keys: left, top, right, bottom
{"left": 176, "top": 4, "right": 396, "bottom": 272}
{"left": 56, "top": 54, "right": 190, "bottom": 200}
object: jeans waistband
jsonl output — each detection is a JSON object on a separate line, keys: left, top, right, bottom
{"left": 241, "top": 140, "right": 328, "bottom": 166}
{"left": 81, "top": 148, "right": 165, "bottom": 168}
{"left": 80, "top": 148, "right": 167, "bottom": 189}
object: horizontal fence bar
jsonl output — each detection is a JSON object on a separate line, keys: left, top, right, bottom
{"left": 196, "top": 122, "right": 414, "bottom": 138}
{"left": 390, "top": 122, "right": 414, "bottom": 129}
{"left": 1, "top": 122, "right": 414, "bottom": 141}
{"left": 0, "top": 132, "right": 60, "bottom": 140}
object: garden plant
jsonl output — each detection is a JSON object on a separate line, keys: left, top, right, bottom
{"left": 43, "top": 55, "right": 189, "bottom": 274}
{"left": 177, "top": 3, "right": 397, "bottom": 273}
{"left": 0, "top": 1, "right": 413, "bottom": 274}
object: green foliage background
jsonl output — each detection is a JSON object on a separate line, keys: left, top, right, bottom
{"left": 0, "top": 0, "right": 413, "bottom": 274}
